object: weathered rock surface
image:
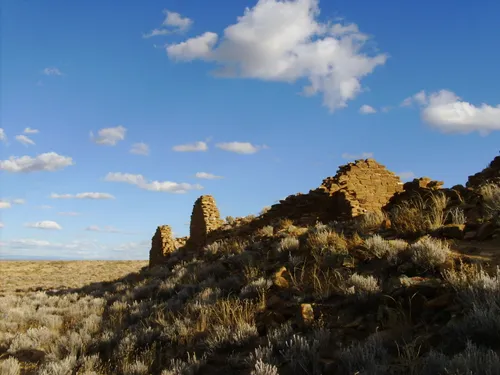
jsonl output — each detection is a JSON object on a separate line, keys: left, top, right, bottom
{"left": 467, "top": 155, "right": 500, "bottom": 188}
{"left": 149, "top": 225, "right": 176, "bottom": 267}
{"left": 188, "top": 195, "right": 224, "bottom": 249}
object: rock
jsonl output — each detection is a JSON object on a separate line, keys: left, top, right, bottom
{"left": 385, "top": 275, "right": 442, "bottom": 293}
{"left": 273, "top": 266, "right": 291, "bottom": 289}
{"left": 438, "top": 224, "right": 465, "bottom": 239}
{"left": 298, "top": 303, "right": 314, "bottom": 326}
{"left": 463, "top": 231, "right": 477, "bottom": 241}
{"left": 425, "top": 293, "right": 454, "bottom": 309}
{"left": 476, "top": 222, "right": 496, "bottom": 241}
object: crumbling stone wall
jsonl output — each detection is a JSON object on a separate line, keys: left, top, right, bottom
{"left": 188, "top": 195, "right": 224, "bottom": 248}
{"left": 261, "top": 158, "right": 403, "bottom": 223}
{"left": 467, "top": 155, "right": 500, "bottom": 188}
{"left": 149, "top": 225, "right": 176, "bottom": 267}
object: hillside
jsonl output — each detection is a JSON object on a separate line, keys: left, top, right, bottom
{"left": 1, "top": 156, "right": 500, "bottom": 375}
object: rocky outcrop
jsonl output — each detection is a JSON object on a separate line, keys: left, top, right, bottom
{"left": 467, "top": 155, "right": 500, "bottom": 188}
{"left": 188, "top": 195, "right": 224, "bottom": 249}
{"left": 149, "top": 225, "right": 176, "bottom": 267}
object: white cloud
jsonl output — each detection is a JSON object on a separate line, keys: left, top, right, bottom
{"left": 172, "top": 141, "right": 208, "bottom": 152}
{"left": 50, "top": 192, "right": 115, "bottom": 200}
{"left": 58, "top": 212, "right": 80, "bottom": 216}
{"left": 215, "top": 142, "right": 263, "bottom": 154}
{"left": 38, "top": 205, "right": 53, "bottom": 209}
{"left": 0, "top": 222, "right": 3, "bottom": 228}
{"left": 0, "top": 128, "right": 6, "bottom": 142}
{"left": 90, "top": 125, "right": 126, "bottom": 146}
{"left": 359, "top": 104, "right": 377, "bottom": 114}
{"left": 341, "top": 152, "right": 373, "bottom": 160}
{"left": 166, "top": 0, "right": 387, "bottom": 112}
{"left": 0, "top": 201, "right": 11, "bottom": 209}
{"left": 398, "top": 171, "right": 416, "bottom": 181}
{"left": 143, "top": 10, "right": 193, "bottom": 38}
{"left": 23, "top": 127, "right": 39, "bottom": 134}
{"left": 381, "top": 106, "right": 392, "bottom": 113}
{"left": 85, "top": 225, "right": 127, "bottom": 234}
{"left": 43, "top": 67, "right": 64, "bottom": 76}
{"left": 12, "top": 199, "right": 25, "bottom": 205}
{"left": 105, "top": 172, "right": 203, "bottom": 194}
{"left": 25, "top": 220, "right": 62, "bottom": 230}
{"left": 401, "top": 90, "right": 427, "bottom": 107}
{"left": 195, "top": 172, "right": 223, "bottom": 179}
{"left": 15, "top": 134, "right": 36, "bottom": 146}
{"left": 0, "top": 152, "right": 74, "bottom": 173}
{"left": 130, "top": 142, "right": 150, "bottom": 156}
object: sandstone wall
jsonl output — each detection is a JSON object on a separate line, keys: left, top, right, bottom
{"left": 188, "top": 195, "right": 224, "bottom": 248}
{"left": 467, "top": 155, "right": 500, "bottom": 188}
{"left": 149, "top": 225, "right": 176, "bottom": 267}
{"left": 262, "top": 158, "right": 403, "bottom": 224}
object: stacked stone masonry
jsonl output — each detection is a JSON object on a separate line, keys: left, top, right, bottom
{"left": 467, "top": 155, "right": 500, "bottom": 188}
{"left": 188, "top": 195, "right": 224, "bottom": 248}
{"left": 149, "top": 225, "right": 176, "bottom": 267}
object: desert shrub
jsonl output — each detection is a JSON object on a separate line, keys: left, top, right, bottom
{"left": 480, "top": 183, "right": 500, "bottom": 222}
{"left": 161, "top": 353, "right": 206, "bottom": 375}
{"left": 257, "top": 225, "right": 274, "bottom": 237}
{"left": 306, "top": 226, "right": 348, "bottom": 254}
{"left": 409, "top": 236, "right": 450, "bottom": 270}
{"left": 345, "top": 273, "right": 381, "bottom": 300}
{"left": 259, "top": 206, "right": 272, "bottom": 216}
{"left": 446, "top": 206, "right": 466, "bottom": 225}
{"left": 277, "top": 236, "right": 300, "bottom": 253}
{"left": 250, "top": 360, "right": 279, "bottom": 375}
{"left": 279, "top": 334, "right": 321, "bottom": 375}
{"left": 364, "top": 235, "right": 408, "bottom": 263}
{"left": 0, "top": 357, "right": 21, "bottom": 375}
{"left": 356, "top": 211, "right": 386, "bottom": 233}
{"left": 420, "top": 341, "right": 500, "bottom": 375}
{"left": 338, "top": 334, "right": 389, "bottom": 375}
{"left": 390, "top": 192, "right": 449, "bottom": 236}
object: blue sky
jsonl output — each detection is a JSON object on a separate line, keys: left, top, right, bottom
{"left": 1, "top": 0, "right": 499, "bottom": 260}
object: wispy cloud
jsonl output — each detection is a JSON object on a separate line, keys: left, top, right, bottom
{"left": 143, "top": 10, "right": 193, "bottom": 38}
{"left": 215, "top": 142, "right": 265, "bottom": 154}
{"left": 172, "top": 141, "right": 208, "bottom": 152}
{"left": 15, "top": 134, "right": 36, "bottom": 146}
{"left": 90, "top": 126, "right": 126, "bottom": 146}
{"left": 43, "top": 67, "right": 64, "bottom": 76}
{"left": 195, "top": 172, "right": 223, "bottom": 179}
{"left": 0, "top": 128, "right": 7, "bottom": 142}
{"left": 0, "top": 201, "right": 11, "bottom": 209}
{"left": 85, "top": 225, "right": 131, "bottom": 234}
{"left": 359, "top": 105, "right": 377, "bottom": 114}
{"left": 23, "top": 127, "right": 39, "bottom": 134}
{"left": 58, "top": 212, "right": 80, "bottom": 216}
{"left": 105, "top": 172, "right": 203, "bottom": 193}
{"left": 25, "top": 220, "right": 62, "bottom": 230}
{"left": 50, "top": 192, "right": 115, "bottom": 200}
{"left": 130, "top": 142, "right": 150, "bottom": 156}
{"left": 0, "top": 152, "right": 74, "bottom": 173}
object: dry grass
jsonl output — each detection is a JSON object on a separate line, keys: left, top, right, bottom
{"left": 0, "top": 260, "right": 147, "bottom": 293}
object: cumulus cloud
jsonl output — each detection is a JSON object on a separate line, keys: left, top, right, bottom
{"left": 43, "top": 67, "right": 64, "bottom": 76}
{"left": 341, "top": 152, "right": 374, "bottom": 160}
{"left": 15, "top": 134, "right": 35, "bottom": 146}
{"left": 0, "top": 201, "right": 11, "bottom": 209}
{"left": 50, "top": 192, "right": 115, "bottom": 200}
{"left": 0, "top": 152, "right": 74, "bottom": 173}
{"left": 105, "top": 172, "right": 203, "bottom": 194}
{"left": 165, "top": 0, "right": 387, "bottom": 112}
{"left": 195, "top": 172, "right": 223, "bottom": 179}
{"left": 130, "top": 142, "right": 150, "bottom": 156}
{"left": 359, "top": 105, "right": 377, "bottom": 114}
{"left": 172, "top": 141, "right": 208, "bottom": 152}
{"left": 0, "top": 128, "right": 6, "bottom": 142}
{"left": 398, "top": 171, "right": 416, "bottom": 181}
{"left": 23, "top": 127, "right": 39, "bottom": 134}
{"left": 404, "top": 90, "right": 500, "bottom": 134}
{"left": 143, "top": 10, "right": 193, "bottom": 38}
{"left": 215, "top": 142, "right": 264, "bottom": 154}
{"left": 90, "top": 125, "right": 126, "bottom": 146}
{"left": 25, "top": 220, "right": 62, "bottom": 230}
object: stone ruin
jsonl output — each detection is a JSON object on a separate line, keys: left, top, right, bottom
{"left": 467, "top": 155, "right": 500, "bottom": 188}
{"left": 149, "top": 225, "right": 176, "bottom": 267}
{"left": 263, "top": 158, "right": 403, "bottom": 224}
{"left": 187, "top": 195, "right": 224, "bottom": 249}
